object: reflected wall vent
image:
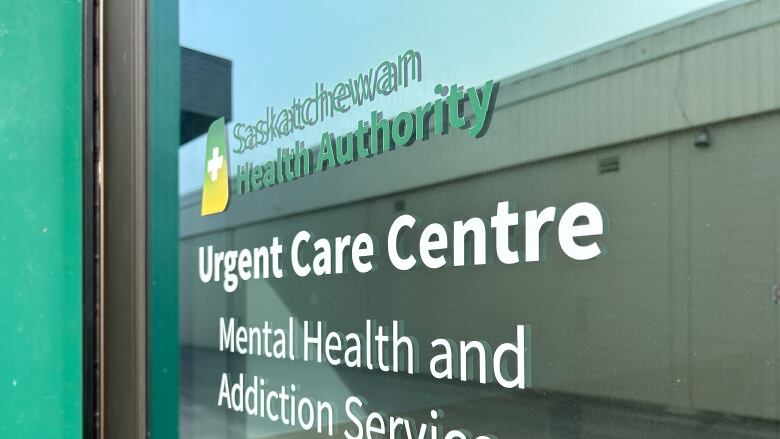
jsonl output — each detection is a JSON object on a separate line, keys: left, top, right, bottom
{"left": 598, "top": 156, "right": 620, "bottom": 174}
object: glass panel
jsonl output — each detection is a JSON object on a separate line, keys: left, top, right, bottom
{"left": 169, "top": 1, "right": 780, "bottom": 438}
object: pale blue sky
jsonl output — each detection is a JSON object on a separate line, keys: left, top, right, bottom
{"left": 179, "top": 0, "right": 726, "bottom": 194}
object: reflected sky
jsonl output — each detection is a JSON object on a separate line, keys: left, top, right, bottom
{"left": 178, "top": 0, "right": 725, "bottom": 195}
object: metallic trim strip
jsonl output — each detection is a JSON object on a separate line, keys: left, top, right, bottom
{"left": 101, "top": 0, "right": 147, "bottom": 436}
{"left": 81, "top": 0, "right": 98, "bottom": 436}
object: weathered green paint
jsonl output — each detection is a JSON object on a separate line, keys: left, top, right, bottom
{"left": 148, "top": 0, "right": 180, "bottom": 437}
{"left": 0, "top": 1, "right": 83, "bottom": 437}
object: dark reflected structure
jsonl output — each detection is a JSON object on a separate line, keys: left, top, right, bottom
{"left": 181, "top": 46, "right": 232, "bottom": 144}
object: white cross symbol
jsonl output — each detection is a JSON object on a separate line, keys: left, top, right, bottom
{"left": 207, "top": 147, "right": 224, "bottom": 182}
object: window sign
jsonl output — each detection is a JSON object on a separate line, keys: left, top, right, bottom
{"left": 173, "top": 1, "right": 780, "bottom": 437}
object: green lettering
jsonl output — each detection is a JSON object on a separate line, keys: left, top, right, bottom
{"left": 317, "top": 132, "right": 336, "bottom": 171}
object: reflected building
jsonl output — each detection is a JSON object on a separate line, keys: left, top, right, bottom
{"left": 179, "top": 1, "right": 780, "bottom": 437}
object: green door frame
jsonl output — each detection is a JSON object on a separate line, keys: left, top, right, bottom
{"left": 1, "top": 0, "right": 179, "bottom": 436}
{"left": 0, "top": 1, "right": 85, "bottom": 437}
{"left": 148, "top": 0, "right": 180, "bottom": 437}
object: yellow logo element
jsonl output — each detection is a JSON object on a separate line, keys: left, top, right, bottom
{"left": 201, "top": 117, "right": 230, "bottom": 216}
